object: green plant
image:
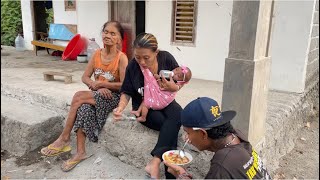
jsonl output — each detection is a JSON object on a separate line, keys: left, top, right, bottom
{"left": 46, "top": 8, "right": 54, "bottom": 27}
{"left": 1, "top": 1, "right": 23, "bottom": 46}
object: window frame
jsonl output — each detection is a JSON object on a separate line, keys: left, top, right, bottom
{"left": 171, "top": 0, "right": 198, "bottom": 47}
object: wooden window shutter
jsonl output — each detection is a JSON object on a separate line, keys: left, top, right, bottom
{"left": 173, "top": 0, "right": 197, "bottom": 44}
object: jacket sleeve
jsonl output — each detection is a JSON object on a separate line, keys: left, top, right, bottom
{"left": 120, "top": 61, "right": 135, "bottom": 96}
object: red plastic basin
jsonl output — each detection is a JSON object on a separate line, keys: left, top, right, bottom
{"left": 62, "top": 34, "right": 86, "bottom": 61}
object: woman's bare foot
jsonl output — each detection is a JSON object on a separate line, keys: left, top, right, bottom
{"left": 131, "top": 110, "right": 141, "bottom": 117}
{"left": 145, "top": 157, "right": 161, "bottom": 179}
{"left": 136, "top": 116, "right": 147, "bottom": 122}
{"left": 41, "top": 137, "right": 70, "bottom": 156}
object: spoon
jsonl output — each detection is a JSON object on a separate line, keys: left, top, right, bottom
{"left": 179, "top": 139, "right": 189, "bottom": 158}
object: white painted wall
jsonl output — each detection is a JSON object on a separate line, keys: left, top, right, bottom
{"left": 77, "top": 1, "right": 109, "bottom": 48}
{"left": 21, "top": 0, "right": 34, "bottom": 50}
{"left": 21, "top": 0, "right": 315, "bottom": 93}
{"left": 47, "top": 1, "right": 108, "bottom": 49}
{"left": 52, "top": 0, "right": 77, "bottom": 25}
{"left": 51, "top": 0, "right": 77, "bottom": 47}
{"left": 269, "top": 1, "right": 315, "bottom": 92}
{"left": 145, "top": 0, "right": 315, "bottom": 92}
{"left": 146, "top": 0, "right": 233, "bottom": 82}
{"left": 22, "top": 0, "right": 109, "bottom": 48}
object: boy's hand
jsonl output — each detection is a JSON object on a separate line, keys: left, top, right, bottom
{"left": 163, "top": 161, "right": 187, "bottom": 178}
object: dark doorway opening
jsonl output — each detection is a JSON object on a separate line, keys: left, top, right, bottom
{"left": 32, "top": 0, "right": 54, "bottom": 51}
{"left": 135, "top": 1, "right": 145, "bottom": 36}
{"left": 110, "top": 0, "right": 145, "bottom": 60}
{"left": 33, "top": 1, "right": 53, "bottom": 36}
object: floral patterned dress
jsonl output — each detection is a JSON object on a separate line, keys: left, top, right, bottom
{"left": 73, "top": 49, "right": 123, "bottom": 142}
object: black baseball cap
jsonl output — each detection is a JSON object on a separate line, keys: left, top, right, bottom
{"left": 181, "top": 97, "right": 236, "bottom": 129}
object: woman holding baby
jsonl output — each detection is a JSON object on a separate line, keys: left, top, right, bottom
{"left": 113, "top": 33, "right": 192, "bottom": 179}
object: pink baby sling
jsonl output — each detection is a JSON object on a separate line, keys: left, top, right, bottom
{"left": 140, "top": 66, "right": 176, "bottom": 110}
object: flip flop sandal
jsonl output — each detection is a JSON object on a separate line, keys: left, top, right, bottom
{"left": 61, "top": 154, "right": 94, "bottom": 172}
{"left": 40, "top": 144, "right": 72, "bottom": 157}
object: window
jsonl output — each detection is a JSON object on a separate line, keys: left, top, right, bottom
{"left": 172, "top": 0, "right": 197, "bottom": 45}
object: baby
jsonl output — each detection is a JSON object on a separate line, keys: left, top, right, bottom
{"left": 132, "top": 65, "right": 192, "bottom": 122}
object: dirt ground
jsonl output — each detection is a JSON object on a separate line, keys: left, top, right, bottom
{"left": 273, "top": 114, "right": 319, "bottom": 179}
{"left": 1, "top": 139, "right": 146, "bottom": 179}
{"left": 1, "top": 48, "right": 87, "bottom": 71}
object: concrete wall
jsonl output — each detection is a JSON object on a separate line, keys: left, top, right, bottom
{"left": 269, "top": 1, "right": 315, "bottom": 93}
{"left": 145, "top": 0, "right": 317, "bottom": 92}
{"left": 76, "top": 1, "right": 109, "bottom": 48}
{"left": 21, "top": 0, "right": 108, "bottom": 49}
{"left": 21, "top": 0, "right": 34, "bottom": 50}
{"left": 52, "top": 1, "right": 77, "bottom": 25}
{"left": 262, "top": 79, "right": 319, "bottom": 175}
{"left": 21, "top": 0, "right": 317, "bottom": 92}
{"left": 52, "top": 1, "right": 108, "bottom": 47}
{"left": 51, "top": 1, "right": 77, "bottom": 47}
{"left": 305, "top": 0, "right": 319, "bottom": 88}
{"left": 146, "top": 0, "right": 233, "bottom": 82}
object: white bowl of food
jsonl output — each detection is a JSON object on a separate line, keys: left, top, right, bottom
{"left": 162, "top": 150, "right": 193, "bottom": 166}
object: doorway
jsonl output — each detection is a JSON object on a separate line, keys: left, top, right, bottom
{"left": 32, "top": 1, "right": 54, "bottom": 50}
{"left": 136, "top": 1, "right": 146, "bottom": 36}
{"left": 110, "top": 1, "right": 145, "bottom": 60}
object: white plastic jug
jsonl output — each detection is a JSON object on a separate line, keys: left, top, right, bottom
{"left": 87, "top": 38, "right": 100, "bottom": 61}
{"left": 15, "top": 34, "right": 25, "bottom": 51}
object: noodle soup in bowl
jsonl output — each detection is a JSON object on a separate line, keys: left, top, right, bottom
{"left": 162, "top": 150, "right": 193, "bottom": 166}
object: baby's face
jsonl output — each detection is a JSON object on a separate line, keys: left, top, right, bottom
{"left": 173, "top": 67, "right": 185, "bottom": 81}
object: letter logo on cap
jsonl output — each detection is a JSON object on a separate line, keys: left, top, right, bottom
{"left": 210, "top": 106, "right": 221, "bottom": 118}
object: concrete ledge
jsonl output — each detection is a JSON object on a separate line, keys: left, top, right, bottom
{"left": 100, "top": 118, "right": 158, "bottom": 168}
{"left": 1, "top": 68, "right": 222, "bottom": 110}
{"left": 99, "top": 115, "right": 212, "bottom": 178}
{"left": 99, "top": 78, "right": 319, "bottom": 178}
{"left": 1, "top": 81, "right": 74, "bottom": 114}
{"left": 1, "top": 65, "right": 318, "bottom": 177}
{"left": 261, "top": 78, "right": 319, "bottom": 175}
{"left": 1, "top": 96, "right": 65, "bottom": 156}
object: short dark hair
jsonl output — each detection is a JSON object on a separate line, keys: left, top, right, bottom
{"left": 206, "top": 122, "right": 235, "bottom": 139}
{"left": 133, "top": 33, "right": 158, "bottom": 52}
{"left": 102, "top": 21, "right": 124, "bottom": 40}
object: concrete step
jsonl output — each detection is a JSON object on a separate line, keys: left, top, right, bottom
{"left": 1, "top": 79, "right": 133, "bottom": 115}
{"left": 0, "top": 87, "right": 210, "bottom": 177}
{"left": 1, "top": 67, "right": 223, "bottom": 112}
{"left": 98, "top": 115, "right": 212, "bottom": 178}
{"left": 1, "top": 83, "right": 72, "bottom": 114}
{"left": 99, "top": 88, "right": 319, "bottom": 178}
{"left": 1, "top": 95, "right": 65, "bottom": 156}
{"left": 2, "top": 66, "right": 318, "bottom": 177}
{"left": 1, "top": 87, "right": 316, "bottom": 178}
